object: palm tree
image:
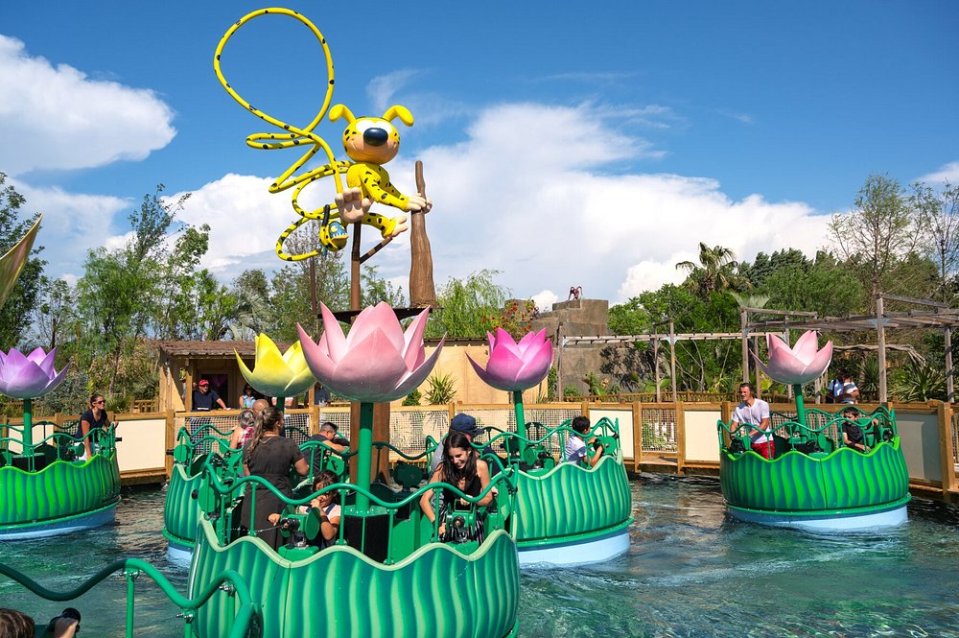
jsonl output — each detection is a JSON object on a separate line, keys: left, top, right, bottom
{"left": 675, "top": 243, "right": 744, "bottom": 296}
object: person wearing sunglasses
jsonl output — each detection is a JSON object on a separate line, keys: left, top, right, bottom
{"left": 77, "top": 393, "right": 110, "bottom": 460}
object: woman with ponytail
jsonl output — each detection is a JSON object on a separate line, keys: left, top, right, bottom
{"left": 241, "top": 406, "right": 309, "bottom": 549}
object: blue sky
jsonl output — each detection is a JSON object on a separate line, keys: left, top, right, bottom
{"left": 1, "top": 1, "right": 957, "bottom": 309}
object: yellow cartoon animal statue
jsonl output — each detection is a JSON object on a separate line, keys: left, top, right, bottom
{"left": 213, "top": 7, "right": 432, "bottom": 260}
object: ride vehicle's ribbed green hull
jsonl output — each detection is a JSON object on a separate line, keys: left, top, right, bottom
{"left": 720, "top": 441, "right": 910, "bottom": 529}
{"left": 189, "top": 519, "right": 519, "bottom": 638}
{"left": 162, "top": 462, "right": 203, "bottom": 557}
{"left": 0, "top": 454, "right": 121, "bottom": 539}
{"left": 514, "top": 453, "right": 632, "bottom": 565}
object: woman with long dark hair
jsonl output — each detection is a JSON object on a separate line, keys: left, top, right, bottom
{"left": 419, "top": 430, "right": 495, "bottom": 542}
{"left": 242, "top": 406, "right": 309, "bottom": 549}
{"left": 77, "top": 393, "right": 110, "bottom": 460}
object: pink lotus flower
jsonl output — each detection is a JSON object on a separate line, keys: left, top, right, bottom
{"left": 467, "top": 328, "right": 553, "bottom": 392}
{"left": 297, "top": 302, "right": 444, "bottom": 403}
{"left": 757, "top": 331, "right": 832, "bottom": 385}
{"left": 0, "top": 347, "right": 68, "bottom": 399}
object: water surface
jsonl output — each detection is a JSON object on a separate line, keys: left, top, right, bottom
{"left": 2, "top": 477, "right": 957, "bottom": 637}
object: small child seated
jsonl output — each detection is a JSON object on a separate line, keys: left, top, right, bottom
{"left": 840, "top": 406, "right": 868, "bottom": 453}
{"left": 564, "top": 416, "right": 604, "bottom": 468}
{"left": 267, "top": 470, "right": 341, "bottom": 548}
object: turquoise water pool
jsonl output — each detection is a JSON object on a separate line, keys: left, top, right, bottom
{"left": 2, "top": 477, "right": 957, "bottom": 637}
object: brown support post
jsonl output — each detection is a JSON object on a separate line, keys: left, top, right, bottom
{"left": 653, "top": 335, "right": 661, "bottom": 403}
{"left": 945, "top": 328, "right": 954, "bottom": 403}
{"left": 669, "top": 321, "right": 678, "bottom": 403}
{"left": 938, "top": 401, "right": 958, "bottom": 494}
{"left": 753, "top": 335, "right": 762, "bottom": 399}
{"left": 720, "top": 400, "right": 733, "bottom": 447}
{"left": 740, "top": 307, "right": 749, "bottom": 383}
{"left": 581, "top": 400, "right": 590, "bottom": 419}
{"left": 876, "top": 295, "right": 888, "bottom": 403}
{"left": 676, "top": 400, "right": 686, "bottom": 475}
{"left": 164, "top": 409, "right": 175, "bottom": 479}
{"left": 309, "top": 403, "right": 320, "bottom": 436}
{"left": 184, "top": 363, "right": 193, "bottom": 412}
{"left": 631, "top": 401, "right": 643, "bottom": 473}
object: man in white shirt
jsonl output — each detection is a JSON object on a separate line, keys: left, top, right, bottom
{"left": 730, "top": 382, "right": 773, "bottom": 459}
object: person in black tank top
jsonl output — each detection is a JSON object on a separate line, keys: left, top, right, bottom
{"left": 77, "top": 393, "right": 110, "bottom": 459}
{"left": 241, "top": 406, "right": 309, "bottom": 549}
{"left": 420, "top": 431, "right": 496, "bottom": 543}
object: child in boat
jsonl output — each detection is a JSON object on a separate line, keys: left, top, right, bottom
{"left": 267, "top": 470, "right": 341, "bottom": 548}
{"left": 564, "top": 416, "right": 604, "bottom": 467}
{"left": 841, "top": 406, "right": 869, "bottom": 453}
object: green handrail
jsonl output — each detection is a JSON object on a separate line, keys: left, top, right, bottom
{"left": 717, "top": 405, "right": 898, "bottom": 452}
{"left": 0, "top": 558, "right": 260, "bottom": 638}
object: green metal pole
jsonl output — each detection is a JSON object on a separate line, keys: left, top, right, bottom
{"left": 125, "top": 567, "right": 136, "bottom": 638}
{"left": 512, "top": 390, "right": 526, "bottom": 441}
{"left": 22, "top": 397, "right": 34, "bottom": 458}
{"left": 793, "top": 383, "right": 806, "bottom": 429}
{"left": 354, "top": 402, "right": 374, "bottom": 513}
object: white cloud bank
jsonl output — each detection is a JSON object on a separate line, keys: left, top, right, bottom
{"left": 177, "top": 102, "right": 834, "bottom": 304}
{"left": 0, "top": 34, "right": 175, "bottom": 175}
{"left": 918, "top": 161, "right": 959, "bottom": 185}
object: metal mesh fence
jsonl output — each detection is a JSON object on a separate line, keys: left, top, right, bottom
{"left": 641, "top": 406, "right": 677, "bottom": 452}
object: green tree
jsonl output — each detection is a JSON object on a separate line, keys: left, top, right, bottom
{"left": 913, "top": 181, "right": 959, "bottom": 302}
{"left": 426, "top": 270, "right": 510, "bottom": 339}
{"left": 0, "top": 172, "right": 46, "bottom": 349}
{"left": 675, "top": 242, "right": 746, "bottom": 297}
{"left": 829, "top": 175, "right": 923, "bottom": 304}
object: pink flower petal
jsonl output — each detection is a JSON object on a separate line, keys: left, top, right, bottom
{"left": 318, "top": 304, "right": 348, "bottom": 363}
{"left": 349, "top": 302, "right": 405, "bottom": 353}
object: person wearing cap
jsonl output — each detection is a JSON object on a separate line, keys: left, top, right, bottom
{"left": 193, "top": 379, "right": 227, "bottom": 411}
{"left": 430, "top": 413, "right": 493, "bottom": 473}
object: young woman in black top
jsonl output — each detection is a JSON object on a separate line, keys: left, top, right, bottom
{"left": 242, "top": 406, "right": 309, "bottom": 549}
{"left": 77, "top": 393, "right": 110, "bottom": 459}
{"left": 420, "top": 431, "right": 495, "bottom": 542}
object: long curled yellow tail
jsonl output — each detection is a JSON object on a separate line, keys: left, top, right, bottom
{"left": 213, "top": 7, "right": 346, "bottom": 261}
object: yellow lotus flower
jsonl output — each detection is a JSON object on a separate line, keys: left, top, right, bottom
{"left": 236, "top": 334, "right": 316, "bottom": 398}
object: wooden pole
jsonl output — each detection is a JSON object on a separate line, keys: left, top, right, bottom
{"left": 753, "top": 335, "right": 761, "bottom": 399}
{"left": 409, "top": 161, "right": 436, "bottom": 307}
{"left": 946, "top": 327, "right": 954, "bottom": 403}
{"left": 740, "top": 307, "right": 749, "bottom": 383}
{"left": 876, "top": 295, "right": 888, "bottom": 403}
{"left": 669, "top": 320, "right": 678, "bottom": 402}
{"left": 653, "top": 334, "right": 661, "bottom": 403}
{"left": 784, "top": 330, "right": 793, "bottom": 400}
{"left": 350, "top": 225, "right": 362, "bottom": 310}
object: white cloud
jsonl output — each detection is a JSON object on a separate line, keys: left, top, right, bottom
{"left": 531, "top": 290, "right": 558, "bottom": 313}
{"left": 134, "top": 102, "right": 831, "bottom": 307}
{"left": 12, "top": 180, "right": 130, "bottom": 277}
{"left": 918, "top": 161, "right": 959, "bottom": 185}
{"left": 366, "top": 69, "right": 420, "bottom": 114}
{"left": 168, "top": 173, "right": 298, "bottom": 276}
{"left": 0, "top": 34, "right": 176, "bottom": 175}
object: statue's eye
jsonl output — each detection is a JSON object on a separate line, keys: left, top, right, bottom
{"left": 355, "top": 119, "right": 396, "bottom": 136}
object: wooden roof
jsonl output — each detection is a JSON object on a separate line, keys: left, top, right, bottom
{"left": 154, "top": 336, "right": 488, "bottom": 359}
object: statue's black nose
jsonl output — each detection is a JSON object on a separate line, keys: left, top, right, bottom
{"left": 363, "top": 128, "right": 388, "bottom": 146}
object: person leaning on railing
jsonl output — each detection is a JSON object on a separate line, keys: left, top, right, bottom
{"left": 730, "top": 382, "right": 773, "bottom": 459}
{"left": 76, "top": 392, "right": 110, "bottom": 460}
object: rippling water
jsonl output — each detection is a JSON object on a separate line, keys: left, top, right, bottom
{"left": 2, "top": 477, "right": 957, "bottom": 637}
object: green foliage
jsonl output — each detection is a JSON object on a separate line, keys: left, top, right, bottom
{"left": 425, "top": 270, "right": 511, "bottom": 339}
{"left": 546, "top": 366, "right": 558, "bottom": 400}
{"left": 424, "top": 373, "right": 456, "bottom": 405}
{"left": 402, "top": 388, "right": 421, "bottom": 406}
{"left": 608, "top": 298, "right": 650, "bottom": 335}
{"left": 761, "top": 251, "right": 866, "bottom": 317}
{"left": 890, "top": 359, "right": 946, "bottom": 402}
{"left": 0, "top": 172, "right": 46, "bottom": 349}
{"left": 675, "top": 242, "right": 748, "bottom": 297}
{"left": 600, "top": 341, "right": 654, "bottom": 392}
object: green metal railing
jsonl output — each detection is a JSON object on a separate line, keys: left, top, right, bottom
{"left": 483, "top": 416, "right": 622, "bottom": 470}
{"left": 718, "top": 405, "right": 899, "bottom": 454}
{"left": 196, "top": 445, "right": 517, "bottom": 564}
{"left": 1, "top": 422, "right": 118, "bottom": 471}
{"left": 0, "top": 558, "right": 260, "bottom": 638}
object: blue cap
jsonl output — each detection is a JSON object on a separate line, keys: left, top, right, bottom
{"left": 450, "top": 413, "right": 482, "bottom": 437}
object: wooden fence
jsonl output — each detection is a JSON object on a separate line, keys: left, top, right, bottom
{"left": 3, "top": 401, "right": 956, "bottom": 500}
